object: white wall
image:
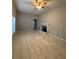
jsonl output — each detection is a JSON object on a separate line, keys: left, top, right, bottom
{"left": 17, "top": 13, "right": 37, "bottom": 31}
{"left": 38, "top": 4, "right": 66, "bottom": 39}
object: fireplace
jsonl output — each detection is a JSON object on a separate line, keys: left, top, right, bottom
{"left": 42, "top": 25, "right": 47, "bottom": 32}
{"left": 40, "top": 23, "right": 49, "bottom": 33}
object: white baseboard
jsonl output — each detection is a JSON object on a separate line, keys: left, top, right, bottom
{"left": 48, "top": 33, "right": 66, "bottom": 42}
{"left": 39, "top": 30, "right": 66, "bottom": 42}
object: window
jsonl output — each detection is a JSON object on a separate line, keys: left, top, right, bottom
{"left": 12, "top": 16, "right": 16, "bottom": 34}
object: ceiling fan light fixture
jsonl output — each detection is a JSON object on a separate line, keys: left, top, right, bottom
{"left": 37, "top": 5, "right": 42, "bottom": 9}
{"left": 27, "top": 0, "right": 49, "bottom": 10}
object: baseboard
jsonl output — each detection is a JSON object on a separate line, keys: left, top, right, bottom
{"left": 16, "top": 29, "right": 39, "bottom": 32}
{"left": 39, "top": 30, "right": 66, "bottom": 42}
{"left": 48, "top": 33, "right": 66, "bottom": 42}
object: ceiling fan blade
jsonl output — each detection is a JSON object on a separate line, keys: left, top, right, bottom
{"left": 42, "top": 6, "right": 45, "bottom": 8}
{"left": 35, "top": 0, "right": 38, "bottom": 3}
{"left": 44, "top": 2, "right": 47, "bottom": 4}
{"left": 44, "top": 0, "right": 52, "bottom": 2}
{"left": 39, "top": 2, "right": 41, "bottom": 5}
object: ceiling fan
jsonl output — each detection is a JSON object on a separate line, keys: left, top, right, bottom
{"left": 26, "top": 0, "right": 51, "bottom": 10}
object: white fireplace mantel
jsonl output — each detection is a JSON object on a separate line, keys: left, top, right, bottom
{"left": 40, "top": 23, "right": 49, "bottom": 32}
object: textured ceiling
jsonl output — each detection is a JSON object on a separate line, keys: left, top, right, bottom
{"left": 14, "top": 0, "right": 66, "bottom": 14}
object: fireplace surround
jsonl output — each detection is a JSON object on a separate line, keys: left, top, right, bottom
{"left": 40, "top": 23, "right": 49, "bottom": 33}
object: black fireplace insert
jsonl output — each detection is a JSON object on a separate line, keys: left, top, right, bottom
{"left": 42, "top": 25, "right": 47, "bottom": 32}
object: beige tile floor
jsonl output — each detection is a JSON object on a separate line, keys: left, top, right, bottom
{"left": 12, "top": 30, "right": 66, "bottom": 59}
